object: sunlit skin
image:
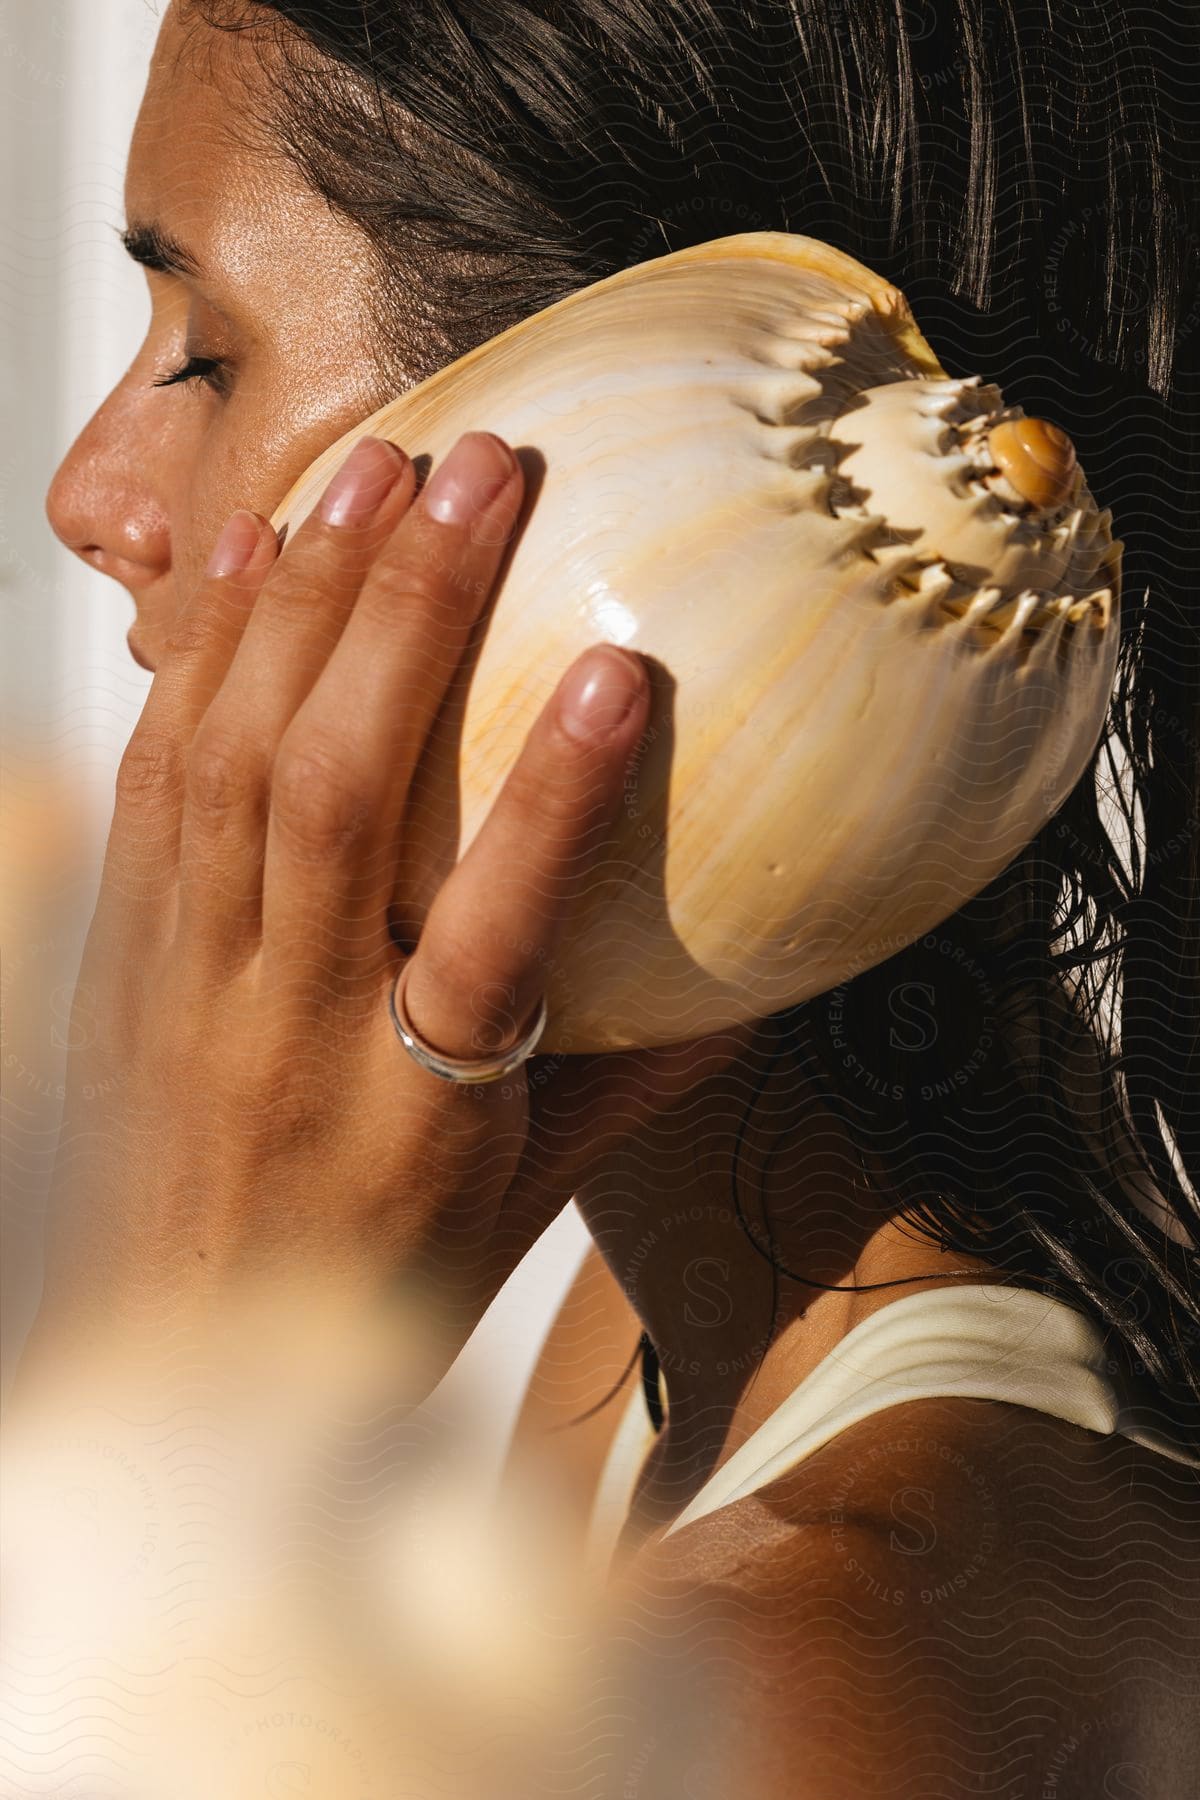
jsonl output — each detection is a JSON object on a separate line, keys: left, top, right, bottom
{"left": 36, "top": 5, "right": 1200, "bottom": 1790}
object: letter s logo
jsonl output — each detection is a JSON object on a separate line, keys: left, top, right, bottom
{"left": 1103, "top": 1764, "right": 1150, "bottom": 1799}
{"left": 682, "top": 1258, "right": 732, "bottom": 1329}
{"left": 888, "top": 982, "right": 937, "bottom": 1054}
{"left": 889, "top": 1485, "right": 937, "bottom": 1557}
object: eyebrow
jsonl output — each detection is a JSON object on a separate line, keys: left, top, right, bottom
{"left": 118, "top": 221, "right": 203, "bottom": 279}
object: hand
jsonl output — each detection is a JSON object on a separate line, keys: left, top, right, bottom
{"left": 26, "top": 430, "right": 754, "bottom": 1400}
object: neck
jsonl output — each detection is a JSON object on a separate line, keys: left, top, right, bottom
{"left": 573, "top": 1024, "right": 997, "bottom": 1544}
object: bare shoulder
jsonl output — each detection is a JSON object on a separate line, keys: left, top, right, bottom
{"left": 615, "top": 1397, "right": 1200, "bottom": 1799}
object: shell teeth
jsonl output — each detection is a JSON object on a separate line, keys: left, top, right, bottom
{"left": 809, "top": 304, "right": 864, "bottom": 330}
{"left": 828, "top": 379, "right": 1115, "bottom": 633}
{"left": 964, "top": 586, "right": 1005, "bottom": 620}
{"left": 924, "top": 386, "right": 978, "bottom": 416}
{"left": 736, "top": 368, "right": 827, "bottom": 424}
{"left": 1068, "top": 589, "right": 1113, "bottom": 629}
{"left": 891, "top": 558, "right": 962, "bottom": 599}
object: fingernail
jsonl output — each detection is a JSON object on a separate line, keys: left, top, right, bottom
{"left": 317, "top": 436, "right": 408, "bottom": 528}
{"left": 422, "top": 431, "right": 517, "bottom": 525}
{"left": 558, "top": 647, "right": 647, "bottom": 743}
{"left": 205, "top": 510, "right": 263, "bottom": 578}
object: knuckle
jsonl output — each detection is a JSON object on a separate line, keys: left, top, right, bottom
{"left": 271, "top": 735, "right": 372, "bottom": 855}
{"left": 160, "top": 602, "right": 215, "bottom": 665}
{"left": 503, "top": 746, "right": 594, "bottom": 830}
{"left": 115, "top": 729, "right": 185, "bottom": 811}
{"left": 186, "top": 726, "right": 264, "bottom": 817}
{"left": 361, "top": 574, "right": 452, "bottom": 635}
{"left": 373, "top": 539, "right": 480, "bottom": 616}
{"left": 265, "top": 545, "right": 360, "bottom": 630}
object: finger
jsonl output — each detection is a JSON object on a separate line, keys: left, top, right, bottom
{"left": 258, "top": 430, "right": 525, "bottom": 994}
{"left": 203, "top": 436, "right": 415, "bottom": 745}
{"left": 380, "top": 643, "right": 651, "bottom": 1085}
{"left": 155, "top": 510, "right": 282, "bottom": 739}
{"left": 95, "top": 513, "right": 279, "bottom": 953}
{"left": 173, "top": 439, "right": 415, "bottom": 968}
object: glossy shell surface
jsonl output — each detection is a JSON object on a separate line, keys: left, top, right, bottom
{"left": 273, "top": 233, "right": 1121, "bottom": 1052}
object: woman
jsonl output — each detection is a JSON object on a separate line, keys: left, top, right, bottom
{"left": 30, "top": 0, "right": 1200, "bottom": 1793}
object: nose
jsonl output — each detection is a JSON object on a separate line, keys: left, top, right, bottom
{"left": 45, "top": 398, "right": 171, "bottom": 593}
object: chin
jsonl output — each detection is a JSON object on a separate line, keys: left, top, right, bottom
{"left": 126, "top": 628, "right": 157, "bottom": 674}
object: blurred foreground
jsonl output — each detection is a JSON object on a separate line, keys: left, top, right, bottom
{"left": 1, "top": 1279, "right": 699, "bottom": 1799}
{"left": 1, "top": 765, "right": 701, "bottom": 1798}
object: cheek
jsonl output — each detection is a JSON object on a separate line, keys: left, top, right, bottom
{"left": 174, "top": 374, "right": 391, "bottom": 602}
{"left": 170, "top": 442, "right": 258, "bottom": 605}
{"left": 162, "top": 408, "right": 288, "bottom": 609}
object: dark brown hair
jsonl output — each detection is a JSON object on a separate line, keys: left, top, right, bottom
{"left": 196, "top": 0, "right": 1200, "bottom": 1442}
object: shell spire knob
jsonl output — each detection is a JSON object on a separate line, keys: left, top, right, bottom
{"left": 984, "top": 416, "right": 1079, "bottom": 512}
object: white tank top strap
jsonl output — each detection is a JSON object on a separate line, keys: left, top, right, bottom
{"left": 582, "top": 1282, "right": 1200, "bottom": 1578}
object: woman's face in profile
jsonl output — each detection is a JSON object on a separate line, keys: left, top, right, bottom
{"left": 45, "top": 2, "right": 394, "bottom": 673}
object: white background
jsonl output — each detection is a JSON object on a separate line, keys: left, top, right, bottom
{"left": 1, "top": 0, "right": 588, "bottom": 1485}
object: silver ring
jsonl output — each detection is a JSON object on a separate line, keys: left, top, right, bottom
{"left": 387, "top": 956, "right": 549, "bottom": 1084}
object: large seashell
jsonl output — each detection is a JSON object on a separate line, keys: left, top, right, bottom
{"left": 272, "top": 233, "right": 1121, "bottom": 1054}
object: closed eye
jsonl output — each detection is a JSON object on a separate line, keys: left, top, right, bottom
{"left": 151, "top": 354, "right": 230, "bottom": 396}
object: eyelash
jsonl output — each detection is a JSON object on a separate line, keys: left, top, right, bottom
{"left": 151, "top": 354, "right": 230, "bottom": 396}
